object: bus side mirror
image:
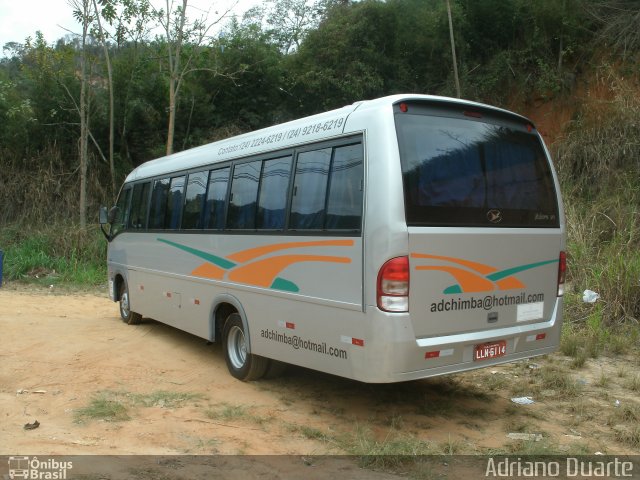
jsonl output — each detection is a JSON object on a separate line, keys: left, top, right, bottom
{"left": 108, "top": 206, "right": 119, "bottom": 224}
{"left": 99, "top": 206, "right": 109, "bottom": 225}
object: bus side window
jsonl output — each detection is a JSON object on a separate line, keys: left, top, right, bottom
{"left": 182, "top": 171, "right": 208, "bottom": 229}
{"left": 227, "top": 161, "right": 261, "bottom": 230}
{"left": 149, "top": 178, "right": 170, "bottom": 229}
{"left": 166, "top": 176, "right": 185, "bottom": 229}
{"left": 128, "top": 182, "right": 150, "bottom": 230}
{"left": 290, "top": 148, "right": 331, "bottom": 230}
{"left": 256, "top": 156, "right": 292, "bottom": 230}
{"left": 325, "top": 144, "right": 363, "bottom": 230}
{"left": 203, "top": 167, "right": 230, "bottom": 229}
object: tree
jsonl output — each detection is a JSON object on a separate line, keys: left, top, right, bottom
{"left": 588, "top": 1, "right": 640, "bottom": 56}
{"left": 70, "top": 0, "right": 93, "bottom": 228}
{"left": 155, "top": 0, "right": 235, "bottom": 155}
{"left": 264, "top": 0, "right": 328, "bottom": 54}
{"left": 92, "top": 0, "right": 117, "bottom": 197}
{"left": 446, "top": 0, "right": 461, "bottom": 98}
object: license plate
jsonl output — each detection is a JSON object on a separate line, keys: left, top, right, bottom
{"left": 474, "top": 340, "right": 507, "bottom": 361}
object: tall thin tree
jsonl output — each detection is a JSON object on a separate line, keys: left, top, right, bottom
{"left": 446, "top": 0, "right": 461, "bottom": 98}
{"left": 70, "top": 0, "right": 93, "bottom": 228}
{"left": 92, "top": 0, "right": 117, "bottom": 198}
{"left": 156, "top": 0, "right": 236, "bottom": 155}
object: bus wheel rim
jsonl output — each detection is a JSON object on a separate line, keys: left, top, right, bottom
{"left": 228, "top": 325, "right": 247, "bottom": 369}
{"left": 121, "top": 292, "right": 130, "bottom": 317}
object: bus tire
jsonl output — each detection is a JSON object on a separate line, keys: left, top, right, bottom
{"left": 119, "top": 281, "right": 142, "bottom": 325}
{"left": 222, "top": 313, "right": 268, "bottom": 381}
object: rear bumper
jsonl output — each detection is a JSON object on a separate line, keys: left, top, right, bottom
{"left": 354, "top": 299, "right": 563, "bottom": 383}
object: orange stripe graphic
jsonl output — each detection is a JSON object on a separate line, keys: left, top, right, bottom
{"left": 415, "top": 266, "right": 495, "bottom": 292}
{"left": 228, "top": 255, "right": 352, "bottom": 287}
{"left": 228, "top": 240, "right": 354, "bottom": 263}
{"left": 190, "top": 263, "right": 225, "bottom": 280}
{"left": 495, "top": 277, "right": 526, "bottom": 290}
{"left": 411, "top": 253, "right": 497, "bottom": 275}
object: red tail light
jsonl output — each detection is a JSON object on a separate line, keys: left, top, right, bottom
{"left": 557, "top": 251, "right": 566, "bottom": 296}
{"left": 377, "top": 256, "right": 409, "bottom": 312}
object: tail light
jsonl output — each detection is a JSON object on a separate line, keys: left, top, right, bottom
{"left": 557, "top": 251, "right": 566, "bottom": 296}
{"left": 377, "top": 256, "right": 409, "bottom": 312}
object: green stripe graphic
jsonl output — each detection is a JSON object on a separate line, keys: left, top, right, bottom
{"left": 157, "top": 238, "right": 236, "bottom": 270}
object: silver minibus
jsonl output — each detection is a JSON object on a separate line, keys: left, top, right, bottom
{"left": 100, "top": 94, "right": 566, "bottom": 382}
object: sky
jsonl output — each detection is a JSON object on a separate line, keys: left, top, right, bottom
{"left": 0, "top": 0, "right": 260, "bottom": 56}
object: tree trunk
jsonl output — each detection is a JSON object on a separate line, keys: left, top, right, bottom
{"left": 165, "top": 0, "right": 187, "bottom": 156}
{"left": 446, "top": 0, "right": 461, "bottom": 98}
{"left": 79, "top": 0, "right": 90, "bottom": 228}
{"left": 167, "top": 75, "right": 177, "bottom": 155}
{"left": 92, "top": 0, "right": 116, "bottom": 199}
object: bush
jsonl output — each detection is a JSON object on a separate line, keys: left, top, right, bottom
{"left": 554, "top": 72, "right": 640, "bottom": 325}
{"left": 0, "top": 223, "right": 107, "bottom": 287}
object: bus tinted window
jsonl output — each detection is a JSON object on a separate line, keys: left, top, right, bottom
{"left": 182, "top": 171, "right": 208, "bottom": 229}
{"left": 203, "top": 167, "right": 229, "bottom": 229}
{"left": 395, "top": 111, "right": 558, "bottom": 227}
{"left": 326, "top": 144, "right": 363, "bottom": 230}
{"left": 165, "top": 176, "right": 185, "bottom": 229}
{"left": 149, "top": 178, "right": 170, "bottom": 229}
{"left": 290, "top": 148, "right": 331, "bottom": 229}
{"left": 257, "top": 156, "right": 292, "bottom": 230}
{"left": 227, "top": 161, "right": 261, "bottom": 229}
{"left": 129, "top": 182, "right": 150, "bottom": 229}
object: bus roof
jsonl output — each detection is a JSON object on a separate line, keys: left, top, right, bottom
{"left": 125, "top": 94, "right": 532, "bottom": 183}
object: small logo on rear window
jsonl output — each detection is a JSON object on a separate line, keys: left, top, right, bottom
{"left": 487, "top": 209, "right": 503, "bottom": 224}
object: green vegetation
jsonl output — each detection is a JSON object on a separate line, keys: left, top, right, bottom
{"left": 553, "top": 77, "right": 640, "bottom": 358}
{"left": 0, "top": 224, "right": 106, "bottom": 288}
{"left": 205, "top": 402, "right": 269, "bottom": 425}
{"left": 130, "top": 391, "right": 205, "bottom": 408}
{"left": 337, "top": 425, "right": 439, "bottom": 466}
{"left": 608, "top": 404, "right": 640, "bottom": 448}
{"left": 74, "top": 390, "right": 205, "bottom": 424}
{"left": 74, "top": 394, "right": 130, "bottom": 423}
{"left": 557, "top": 99, "right": 640, "bottom": 326}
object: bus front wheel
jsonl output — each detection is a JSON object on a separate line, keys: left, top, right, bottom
{"left": 222, "top": 313, "right": 268, "bottom": 381}
{"left": 119, "top": 281, "right": 142, "bottom": 325}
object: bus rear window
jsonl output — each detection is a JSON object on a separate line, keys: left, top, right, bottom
{"left": 395, "top": 107, "right": 559, "bottom": 228}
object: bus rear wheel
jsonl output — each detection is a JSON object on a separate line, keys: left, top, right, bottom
{"left": 119, "top": 281, "right": 142, "bottom": 325}
{"left": 222, "top": 313, "right": 268, "bottom": 381}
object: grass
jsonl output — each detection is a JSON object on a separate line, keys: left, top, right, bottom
{"left": 298, "top": 425, "right": 328, "bottom": 441}
{"left": 614, "top": 426, "right": 640, "bottom": 449}
{"left": 205, "top": 402, "right": 269, "bottom": 425}
{"left": 609, "top": 403, "right": 640, "bottom": 449}
{"left": 74, "top": 394, "right": 130, "bottom": 423}
{"left": 560, "top": 315, "right": 638, "bottom": 368}
{"left": 0, "top": 223, "right": 107, "bottom": 288}
{"left": 553, "top": 81, "right": 640, "bottom": 369}
{"left": 625, "top": 375, "right": 640, "bottom": 392}
{"left": 342, "top": 425, "right": 438, "bottom": 467}
{"left": 537, "top": 364, "right": 583, "bottom": 398}
{"left": 130, "top": 391, "right": 205, "bottom": 408}
{"left": 74, "top": 390, "right": 205, "bottom": 424}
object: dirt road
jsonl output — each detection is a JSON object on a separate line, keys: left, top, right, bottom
{"left": 1, "top": 288, "right": 638, "bottom": 466}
